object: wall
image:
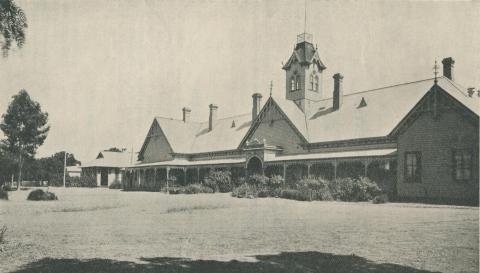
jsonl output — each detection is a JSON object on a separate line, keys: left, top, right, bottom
{"left": 247, "top": 104, "right": 306, "bottom": 155}
{"left": 141, "top": 122, "right": 173, "bottom": 163}
{"left": 397, "top": 109, "right": 479, "bottom": 202}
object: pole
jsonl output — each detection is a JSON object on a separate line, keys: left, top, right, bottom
{"left": 63, "top": 151, "right": 67, "bottom": 188}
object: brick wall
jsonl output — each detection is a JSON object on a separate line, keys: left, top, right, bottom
{"left": 397, "top": 109, "right": 479, "bottom": 201}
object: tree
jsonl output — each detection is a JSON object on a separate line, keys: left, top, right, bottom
{"left": 0, "top": 90, "right": 49, "bottom": 189}
{"left": 0, "top": 0, "right": 27, "bottom": 57}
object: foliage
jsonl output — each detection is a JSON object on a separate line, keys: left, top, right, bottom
{"left": 329, "top": 177, "right": 381, "bottom": 202}
{"left": 203, "top": 170, "right": 232, "bottom": 193}
{"left": 66, "top": 176, "right": 97, "bottom": 188}
{"left": 27, "top": 189, "right": 57, "bottom": 201}
{"left": 372, "top": 194, "right": 389, "bottom": 204}
{"left": 0, "top": 187, "right": 8, "bottom": 200}
{"left": 268, "top": 175, "right": 284, "bottom": 188}
{"left": 246, "top": 174, "right": 269, "bottom": 188}
{"left": 297, "top": 177, "right": 333, "bottom": 201}
{"left": 0, "top": 0, "right": 27, "bottom": 56}
{"left": 108, "top": 181, "right": 122, "bottom": 189}
{"left": 231, "top": 183, "right": 256, "bottom": 198}
{"left": 280, "top": 189, "right": 307, "bottom": 201}
{"left": 182, "top": 184, "right": 214, "bottom": 194}
{"left": 1, "top": 90, "right": 49, "bottom": 189}
{"left": 105, "top": 147, "right": 125, "bottom": 152}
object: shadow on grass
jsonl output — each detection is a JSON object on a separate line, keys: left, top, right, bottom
{"left": 11, "top": 251, "right": 441, "bottom": 273}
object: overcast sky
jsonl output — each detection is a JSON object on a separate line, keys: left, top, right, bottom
{"left": 0, "top": 0, "right": 479, "bottom": 162}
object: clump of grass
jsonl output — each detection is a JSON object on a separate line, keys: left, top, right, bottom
{"left": 0, "top": 225, "right": 7, "bottom": 245}
{"left": 166, "top": 205, "right": 226, "bottom": 214}
{"left": 27, "top": 189, "right": 58, "bottom": 201}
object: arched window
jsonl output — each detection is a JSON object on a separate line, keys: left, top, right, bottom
{"left": 295, "top": 75, "right": 301, "bottom": 90}
{"left": 290, "top": 77, "right": 296, "bottom": 91}
{"left": 310, "top": 74, "right": 314, "bottom": 90}
{"left": 314, "top": 75, "right": 319, "bottom": 92}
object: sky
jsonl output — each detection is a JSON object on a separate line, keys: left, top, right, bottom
{"left": 0, "top": 0, "right": 479, "bottom": 163}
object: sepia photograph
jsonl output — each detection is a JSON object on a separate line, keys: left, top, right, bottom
{"left": 0, "top": 0, "right": 479, "bottom": 272}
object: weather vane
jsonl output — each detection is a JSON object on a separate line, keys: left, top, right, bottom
{"left": 433, "top": 58, "right": 439, "bottom": 84}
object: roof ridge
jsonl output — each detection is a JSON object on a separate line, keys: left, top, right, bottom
{"left": 309, "top": 77, "right": 439, "bottom": 103}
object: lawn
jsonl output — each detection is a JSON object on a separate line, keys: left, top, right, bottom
{"left": 0, "top": 188, "right": 478, "bottom": 273}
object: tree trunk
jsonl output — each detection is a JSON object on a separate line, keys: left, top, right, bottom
{"left": 17, "top": 153, "right": 22, "bottom": 191}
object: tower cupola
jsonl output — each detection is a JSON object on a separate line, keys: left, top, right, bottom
{"left": 282, "top": 33, "right": 326, "bottom": 113}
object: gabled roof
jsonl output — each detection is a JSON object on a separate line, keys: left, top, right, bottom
{"left": 82, "top": 151, "right": 132, "bottom": 168}
{"left": 270, "top": 76, "right": 478, "bottom": 144}
{"left": 146, "top": 113, "right": 253, "bottom": 155}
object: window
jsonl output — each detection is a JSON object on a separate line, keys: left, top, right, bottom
{"left": 295, "top": 75, "right": 301, "bottom": 90}
{"left": 310, "top": 74, "right": 314, "bottom": 90}
{"left": 405, "top": 152, "right": 421, "bottom": 183}
{"left": 314, "top": 75, "right": 319, "bottom": 92}
{"left": 453, "top": 150, "right": 472, "bottom": 181}
{"left": 290, "top": 77, "right": 296, "bottom": 91}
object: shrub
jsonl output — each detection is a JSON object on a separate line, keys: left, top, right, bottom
{"left": 0, "top": 188, "right": 8, "bottom": 200}
{"left": 108, "top": 181, "right": 122, "bottom": 189}
{"left": 27, "top": 189, "right": 58, "bottom": 201}
{"left": 297, "top": 177, "right": 333, "bottom": 201}
{"left": 247, "top": 174, "right": 269, "bottom": 188}
{"left": 280, "top": 189, "right": 308, "bottom": 201}
{"left": 203, "top": 171, "right": 232, "bottom": 193}
{"left": 268, "top": 175, "right": 284, "bottom": 188}
{"left": 66, "top": 176, "right": 97, "bottom": 187}
{"left": 183, "top": 184, "right": 214, "bottom": 194}
{"left": 232, "top": 183, "right": 256, "bottom": 198}
{"left": 372, "top": 193, "right": 389, "bottom": 204}
{"left": 330, "top": 177, "right": 381, "bottom": 202}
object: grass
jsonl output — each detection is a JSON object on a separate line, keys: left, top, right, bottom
{"left": 0, "top": 187, "right": 478, "bottom": 273}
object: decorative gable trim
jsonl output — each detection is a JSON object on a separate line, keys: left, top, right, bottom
{"left": 137, "top": 119, "right": 174, "bottom": 161}
{"left": 389, "top": 84, "right": 479, "bottom": 137}
{"left": 238, "top": 97, "right": 308, "bottom": 149}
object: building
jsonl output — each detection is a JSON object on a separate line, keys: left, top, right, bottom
{"left": 125, "top": 33, "right": 479, "bottom": 204}
{"left": 66, "top": 165, "right": 82, "bottom": 177}
{"left": 81, "top": 149, "right": 132, "bottom": 187}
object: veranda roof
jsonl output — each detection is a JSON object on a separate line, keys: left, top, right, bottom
{"left": 265, "top": 148, "right": 397, "bottom": 163}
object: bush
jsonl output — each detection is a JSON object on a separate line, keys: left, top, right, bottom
{"left": 280, "top": 189, "right": 308, "bottom": 201}
{"left": 67, "top": 176, "right": 97, "bottom": 187}
{"left": 0, "top": 188, "right": 8, "bottom": 200}
{"left": 297, "top": 177, "right": 333, "bottom": 201}
{"left": 203, "top": 171, "right": 232, "bottom": 193}
{"left": 232, "top": 184, "right": 256, "bottom": 198}
{"left": 330, "top": 177, "right": 381, "bottom": 202}
{"left": 246, "top": 174, "right": 269, "bottom": 188}
{"left": 108, "top": 181, "right": 122, "bottom": 189}
{"left": 372, "top": 193, "right": 389, "bottom": 204}
{"left": 183, "top": 184, "right": 214, "bottom": 194}
{"left": 268, "top": 175, "right": 284, "bottom": 188}
{"left": 27, "top": 189, "right": 58, "bottom": 201}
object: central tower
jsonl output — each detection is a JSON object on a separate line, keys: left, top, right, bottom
{"left": 282, "top": 33, "right": 326, "bottom": 113}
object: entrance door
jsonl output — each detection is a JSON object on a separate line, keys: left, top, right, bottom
{"left": 247, "top": 156, "right": 263, "bottom": 176}
{"left": 101, "top": 169, "right": 108, "bottom": 186}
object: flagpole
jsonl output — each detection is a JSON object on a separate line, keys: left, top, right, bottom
{"left": 63, "top": 151, "right": 67, "bottom": 188}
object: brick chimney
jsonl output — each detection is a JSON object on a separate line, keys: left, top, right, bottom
{"left": 182, "top": 107, "right": 191, "bottom": 123}
{"left": 333, "top": 73, "right": 344, "bottom": 111}
{"left": 208, "top": 104, "right": 218, "bottom": 131}
{"left": 442, "top": 57, "right": 455, "bottom": 80}
{"left": 252, "top": 93, "right": 263, "bottom": 121}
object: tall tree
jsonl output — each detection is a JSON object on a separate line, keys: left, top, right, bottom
{"left": 0, "top": 0, "right": 27, "bottom": 57}
{"left": 1, "top": 89, "right": 49, "bottom": 189}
